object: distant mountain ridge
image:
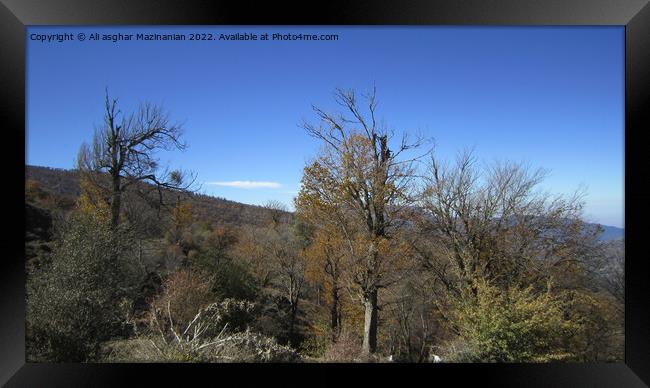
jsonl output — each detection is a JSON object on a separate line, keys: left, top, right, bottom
{"left": 597, "top": 224, "right": 624, "bottom": 241}
{"left": 25, "top": 165, "right": 625, "bottom": 239}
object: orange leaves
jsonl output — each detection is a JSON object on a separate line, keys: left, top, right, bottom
{"left": 303, "top": 229, "right": 345, "bottom": 286}
{"left": 205, "top": 225, "right": 238, "bottom": 253}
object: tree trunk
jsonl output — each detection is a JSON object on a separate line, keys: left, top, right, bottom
{"left": 331, "top": 285, "right": 340, "bottom": 342}
{"left": 362, "top": 288, "right": 378, "bottom": 354}
{"left": 288, "top": 277, "right": 299, "bottom": 347}
{"left": 110, "top": 174, "right": 121, "bottom": 228}
{"left": 288, "top": 300, "right": 298, "bottom": 347}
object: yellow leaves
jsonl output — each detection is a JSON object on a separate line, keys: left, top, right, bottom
{"left": 340, "top": 295, "right": 365, "bottom": 332}
{"left": 165, "top": 200, "right": 194, "bottom": 246}
{"left": 76, "top": 173, "right": 111, "bottom": 224}
{"left": 447, "top": 279, "right": 584, "bottom": 362}
{"left": 558, "top": 288, "right": 624, "bottom": 360}
{"left": 171, "top": 201, "right": 194, "bottom": 230}
{"left": 388, "top": 239, "right": 416, "bottom": 273}
{"left": 295, "top": 189, "right": 326, "bottom": 218}
{"left": 341, "top": 133, "right": 374, "bottom": 173}
{"left": 303, "top": 229, "right": 345, "bottom": 285}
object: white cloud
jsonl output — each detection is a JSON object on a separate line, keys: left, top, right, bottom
{"left": 206, "top": 180, "right": 282, "bottom": 189}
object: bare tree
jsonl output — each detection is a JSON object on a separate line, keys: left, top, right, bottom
{"left": 264, "top": 200, "right": 291, "bottom": 227}
{"left": 384, "top": 275, "right": 437, "bottom": 362}
{"left": 600, "top": 240, "right": 625, "bottom": 307}
{"left": 77, "top": 90, "right": 196, "bottom": 228}
{"left": 260, "top": 201, "right": 306, "bottom": 347}
{"left": 414, "top": 150, "right": 597, "bottom": 301}
{"left": 297, "top": 87, "right": 430, "bottom": 355}
{"left": 585, "top": 239, "right": 624, "bottom": 308}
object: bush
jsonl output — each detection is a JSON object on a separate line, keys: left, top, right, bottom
{"left": 208, "top": 330, "right": 300, "bottom": 362}
{"left": 108, "top": 295, "right": 297, "bottom": 363}
{"left": 442, "top": 280, "right": 581, "bottom": 363}
{"left": 210, "top": 298, "right": 257, "bottom": 332}
{"left": 323, "top": 329, "right": 363, "bottom": 362}
{"left": 298, "top": 334, "right": 329, "bottom": 359}
{"left": 147, "top": 268, "right": 256, "bottom": 341}
{"left": 190, "top": 238, "right": 259, "bottom": 302}
{"left": 103, "top": 329, "right": 300, "bottom": 363}
{"left": 561, "top": 290, "right": 624, "bottom": 362}
{"left": 26, "top": 211, "right": 143, "bottom": 361}
{"left": 211, "top": 259, "right": 260, "bottom": 301}
{"left": 148, "top": 269, "right": 215, "bottom": 335}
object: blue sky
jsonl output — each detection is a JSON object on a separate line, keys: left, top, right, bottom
{"left": 26, "top": 26, "right": 624, "bottom": 227}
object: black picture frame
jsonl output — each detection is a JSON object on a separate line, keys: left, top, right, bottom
{"left": 2, "top": 0, "right": 648, "bottom": 386}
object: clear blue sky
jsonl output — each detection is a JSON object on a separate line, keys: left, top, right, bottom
{"left": 26, "top": 26, "right": 624, "bottom": 227}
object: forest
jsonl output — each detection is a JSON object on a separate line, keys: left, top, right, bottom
{"left": 25, "top": 88, "right": 624, "bottom": 363}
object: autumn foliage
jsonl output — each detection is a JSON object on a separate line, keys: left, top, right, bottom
{"left": 25, "top": 88, "right": 624, "bottom": 363}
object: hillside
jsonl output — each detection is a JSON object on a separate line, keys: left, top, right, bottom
{"left": 25, "top": 165, "right": 288, "bottom": 228}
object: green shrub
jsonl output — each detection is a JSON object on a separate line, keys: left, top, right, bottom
{"left": 211, "top": 259, "right": 260, "bottom": 301}
{"left": 443, "top": 280, "right": 581, "bottom": 362}
{"left": 298, "top": 334, "right": 329, "bottom": 358}
{"left": 189, "top": 231, "right": 259, "bottom": 302}
{"left": 26, "top": 211, "right": 143, "bottom": 361}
